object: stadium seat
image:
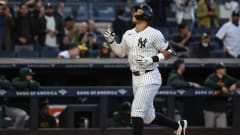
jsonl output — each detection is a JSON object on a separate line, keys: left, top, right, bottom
{"left": 63, "top": 6, "right": 74, "bottom": 17}
{"left": 210, "top": 50, "right": 225, "bottom": 58}
{"left": 75, "top": 4, "right": 88, "bottom": 21}
{"left": 92, "top": 4, "right": 115, "bottom": 21}
{"left": 40, "top": 47, "right": 59, "bottom": 58}
{"left": 89, "top": 50, "right": 100, "bottom": 58}
{"left": 16, "top": 51, "right": 39, "bottom": 58}
{"left": 0, "top": 51, "right": 15, "bottom": 58}
{"left": 159, "top": 27, "right": 169, "bottom": 39}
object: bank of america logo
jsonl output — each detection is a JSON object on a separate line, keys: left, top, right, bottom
{"left": 58, "top": 89, "right": 67, "bottom": 95}
{"left": 118, "top": 89, "right": 127, "bottom": 95}
{"left": 177, "top": 89, "right": 186, "bottom": 95}
{"left": 0, "top": 89, "right": 7, "bottom": 96}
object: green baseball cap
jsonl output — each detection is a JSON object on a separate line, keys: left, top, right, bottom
{"left": 215, "top": 62, "right": 225, "bottom": 70}
{"left": 19, "top": 67, "right": 35, "bottom": 76}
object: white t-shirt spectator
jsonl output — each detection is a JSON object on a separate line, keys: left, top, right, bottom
{"left": 45, "top": 16, "right": 58, "bottom": 47}
{"left": 175, "top": 0, "right": 197, "bottom": 24}
{"left": 58, "top": 50, "right": 79, "bottom": 59}
{"left": 225, "top": 1, "right": 239, "bottom": 12}
{"left": 216, "top": 21, "right": 240, "bottom": 58}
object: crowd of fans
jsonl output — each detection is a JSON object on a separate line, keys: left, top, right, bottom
{"left": 0, "top": 0, "right": 115, "bottom": 58}
{"left": 0, "top": 0, "right": 239, "bottom": 58}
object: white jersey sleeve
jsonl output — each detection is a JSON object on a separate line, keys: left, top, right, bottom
{"left": 153, "top": 31, "right": 168, "bottom": 51}
{"left": 110, "top": 33, "right": 128, "bottom": 58}
{"left": 216, "top": 23, "right": 228, "bottom": 40}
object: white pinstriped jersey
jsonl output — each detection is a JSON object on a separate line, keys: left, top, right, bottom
{"left": 111, "top": 26, "right": 168, "bottom": 72}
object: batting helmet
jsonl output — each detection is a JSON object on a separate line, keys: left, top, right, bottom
{"left": 134, "top": 3, "right": 153, "bottom": 22}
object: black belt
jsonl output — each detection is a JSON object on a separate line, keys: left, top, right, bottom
{"left": 132, "top": 70, "right": 154, "bottom": 76}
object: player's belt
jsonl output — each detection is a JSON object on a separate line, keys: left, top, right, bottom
{"left": 132, "top": 69, "right": 154, "bottom": 76}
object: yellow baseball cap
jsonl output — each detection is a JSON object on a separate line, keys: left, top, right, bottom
{"left": 78, "top": 45, "right": 88, "bottom": 51}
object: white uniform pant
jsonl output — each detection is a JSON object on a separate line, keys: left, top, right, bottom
{"left": 204, "top": 110, "right": 227, "bottom": 128}
{"left": 5, "top": 107, "right": 27, "bottom": 128}
{"left": 131, "top": 69, "right": 161, "bottom": 124}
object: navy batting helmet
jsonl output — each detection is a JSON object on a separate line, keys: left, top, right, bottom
{"left": 134, "top": 3, "right": 153, "bottom": 22}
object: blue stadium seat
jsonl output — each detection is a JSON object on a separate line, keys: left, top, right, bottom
{"left": 0, "top": 51, "right": 15, "bottom": 58}
{"left": 16, "top": 51, "right": 39, "bottom": 58}
{"left": 75, "top": 4, "right": 88, "bottom": 21}
{"left": 210, "top": 50, "right": 225, "bottom": 58}
{"left": 89, "top": 50, "right": 100, "bottom": 58}
{"left": 92, "top": 4, "right": 115, "bottom": 21}
{"left": 159, "top": 27, "right": 169, "bottom": 39}
{"left": 97, "top": 35, "right": 106, "bottom": 45}
{"left": 63, "top": 6, "right": 74, "bottom": 17}
{"left": 40, "top": 47, "right": 59, "bottom": 58}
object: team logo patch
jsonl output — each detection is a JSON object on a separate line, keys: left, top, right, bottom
{"left": 138, "top": 37, "right": 147, "bottom": 48}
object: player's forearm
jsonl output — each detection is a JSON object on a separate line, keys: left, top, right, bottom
{"left": 110, "top": 42, "right": 127, "bottom": 58}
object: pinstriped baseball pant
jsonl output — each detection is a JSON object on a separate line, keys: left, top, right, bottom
{"left": 131, "top": 68, "right": 161, "bottom": 124}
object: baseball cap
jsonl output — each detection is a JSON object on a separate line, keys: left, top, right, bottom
{"left": 20, "top": 67, "right": 35, "bottom": 76}
{"left": 45, "top": 3, "right": 53, "bottom": 9}
{"left": 215, "top": 62, "right": 226, "bottom": 70}
{"left": 101, "top": 43, "right": 110, "bottom": 49}
{"left": 201, "top": 32, "right": 209, "bottom": 38}
{"left": 0, "top": 1, "right": 5, "bottom": 5}
{"left": 78, "top": 45, "right": 88, "bottom": 51}
{"left": 232, "top": 10, "right": 240, "bottom": 16}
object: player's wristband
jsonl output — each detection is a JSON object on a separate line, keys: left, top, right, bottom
{"left": 152, "top": 53, "right": 165, "bottom": 62}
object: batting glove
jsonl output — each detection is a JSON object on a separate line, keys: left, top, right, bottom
{"left": 104, "top": 26, "right": 115, "bottom": 44}
{"left": 136, "top": 56, "right": 153, "bottom": 66}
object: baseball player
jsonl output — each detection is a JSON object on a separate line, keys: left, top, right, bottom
{"left": 104, "top": 3, "right": 187, "bottom": 135}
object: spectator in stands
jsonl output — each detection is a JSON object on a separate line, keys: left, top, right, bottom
{"left": 76, "top": 22, "right": 88, "bottom": 36}
{"left": 196, "top": 32, "right": 213, "bottom": 58}
{"left": 174, "top": 0, "right": 197, "bottom": 30}
{"left": 86, "top": 32, "right": 100, "bottom": 50}
{"left": 57, "top": 43, "right": 81, "bottom": 59}
{"left": 99, "top": 43, "right": 111, "bottom": 58}
{"left": 110, "top": 101, "right": 131, "bottom": 127}
{"left": 12, "top": 67, "right": 40, "bottom": 90}
{"left": 39, "top": 102, "right": 56, "bottom": 128}
{"left": 0, "top": 0, "right": 15, "bottom": 16}
{"left": 87, "top": 19, "right": 101, "bottom": 36}
{"left": 14, "top": 3, "right": 35, "bottom": 52}
{"left": 170, "top": 23, "right": 192, "bottom": 57}
{"left": 25, "top": 0, "right": 41, "bottom": 17}
{"left": 112, "top": 8, "right": 128, "bottom": 42}
{"left": 0, "top": 1, "right": 14, "bottom": 51}
{"left": 54, "top": 2, "right": 65, "bottom": 22}
{"left": 224, "top": 0, "right": 240, "bottom": 13}
{"left": 24, "top": 0, "right": 42, "bottom": 44}
{"left": 196, "top": 0, "right": 219, "bottom": 31}
{"left": 39, "top": 3, "right": 64, "bottom": 53}
{"left": 216, "top": 10, "right": 240, "bottom": 58}
{"left": 167, "top": 59, "right": 201, "bottom": 89}
{"left": 78, "top": 45, "right": 89, "bottom": 58}
{"left": 61, "top": 16, "right": 75, "bottom": 50}
{"left": 204, "top": 62, "right": 240, "bottom": 128}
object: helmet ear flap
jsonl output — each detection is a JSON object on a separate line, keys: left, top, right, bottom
{"left": 133, "top": 3, "right": 153, "bottom": 22}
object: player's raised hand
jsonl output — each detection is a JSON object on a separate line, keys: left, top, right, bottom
{"left": 136, "top": 56, "right": 153, "bottom": 66}
{"left": 104, "top": 25, "right": 115, "bottom": 44}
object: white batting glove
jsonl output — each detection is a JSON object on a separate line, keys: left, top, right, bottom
{"left": 104, "top": 25, "right": 115, "bottom": 44}
{"left": 136, "top": 56, "right": 153, "bottom": 66}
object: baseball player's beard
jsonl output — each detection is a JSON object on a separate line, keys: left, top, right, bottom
{"left": 132, "top": 17, "right": 138, "bottom": 24}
